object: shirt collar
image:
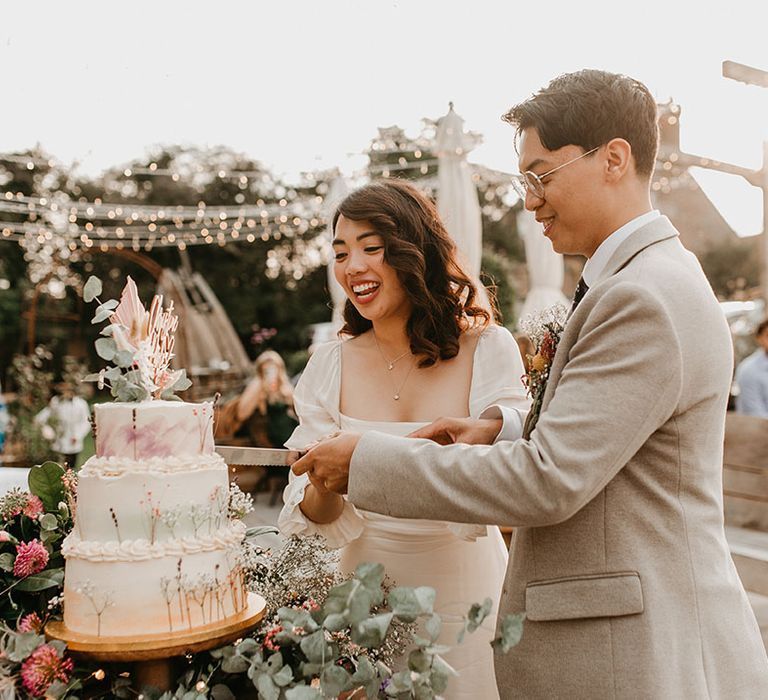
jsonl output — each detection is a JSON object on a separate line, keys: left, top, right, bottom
{"left": 582, "top": 210, "right": 661, "bottom": 287}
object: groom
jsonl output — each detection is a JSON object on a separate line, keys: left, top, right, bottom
{"left": 293, "top": 70, "right": 768, "bottom": 697}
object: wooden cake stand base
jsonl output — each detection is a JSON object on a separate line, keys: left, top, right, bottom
{"left": 46, "top": 592, "right": 266, "bottom": 692}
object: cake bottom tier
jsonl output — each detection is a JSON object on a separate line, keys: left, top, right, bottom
{"left": 63, "top": 546, "right": 248, "bottom": 637}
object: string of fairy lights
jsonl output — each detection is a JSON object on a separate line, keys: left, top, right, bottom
{"left": 0, "top": 104, "right": 706, "bottom": 256}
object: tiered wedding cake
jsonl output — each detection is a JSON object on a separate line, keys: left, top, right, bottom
{"left": 61, "top": 277, "right": 249, "bottom": 638}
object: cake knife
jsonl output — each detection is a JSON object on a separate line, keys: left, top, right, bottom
{"left": 215, "top": 446, "right": 304, "bottom": 466}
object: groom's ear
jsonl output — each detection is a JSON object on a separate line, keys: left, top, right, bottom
{"left": 603, "top": 138, "right": 633, "bottom": 182}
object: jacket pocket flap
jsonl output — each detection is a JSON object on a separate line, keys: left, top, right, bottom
{"left": 525, "top": 571, "right": 643, "bottom": 622}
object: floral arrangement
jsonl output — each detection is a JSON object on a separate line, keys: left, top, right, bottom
{"left": 0, "top": 461, "right": 525, "bottom": 698}
{"left": 82, "top": 275, "right": 192, "bottom": 402}
{"left": 519, "top": 304, "right": 569, "bottom": 440}
{"left": 0, "top": 463, "right": 72, "bottom": 627}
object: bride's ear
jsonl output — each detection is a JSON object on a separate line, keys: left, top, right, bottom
{"left": 604, "top": 138, "right": 632, "bottom": 182}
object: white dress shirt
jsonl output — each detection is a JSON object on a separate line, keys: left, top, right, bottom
{"left": 484, "top": 209, "right": 661, "bottom": 442}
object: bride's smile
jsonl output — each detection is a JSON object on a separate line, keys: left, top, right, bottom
{"left": 332, "top": 213, "right": 411, "bottom": 321}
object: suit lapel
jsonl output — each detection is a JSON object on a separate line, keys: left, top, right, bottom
{"left": 539, "top": 216, "right": 680, "bottom": 412}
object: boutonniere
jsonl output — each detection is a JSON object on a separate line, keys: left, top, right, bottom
{"left": 519, "top": 304, "right": 569, "bottom": 440}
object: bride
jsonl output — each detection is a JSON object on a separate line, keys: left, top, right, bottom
{"left": 278, "top": 179, "right": 528, "bottom": 698}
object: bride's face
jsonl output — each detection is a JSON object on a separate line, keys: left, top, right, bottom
{"left": 332, "top": 214, "right": 411, "bottom": 323}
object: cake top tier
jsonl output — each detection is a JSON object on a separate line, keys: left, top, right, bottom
{"left": 83, "top": 276, "right": 192, "bottom": 402}
{"left": 93, "top": 400, "right": 215, "bottom": 459}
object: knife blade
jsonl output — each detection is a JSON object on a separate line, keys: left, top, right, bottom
{"left": 215, "top": 446, "right": 303, "bottom": 466}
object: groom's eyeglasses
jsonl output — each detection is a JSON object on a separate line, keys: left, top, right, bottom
{"left": 511, "top": 146, "right": 601, "bottom": 200}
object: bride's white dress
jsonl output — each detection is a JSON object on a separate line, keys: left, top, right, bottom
{"left": 279, "top": 325, "right": 528, "bottom": 699}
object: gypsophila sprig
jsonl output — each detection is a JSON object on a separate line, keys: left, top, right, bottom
{"left": 227, "top": 483, "right": 254, "bottom": 521}
{"left": 520, "top": 303, "right": 568, "bottom": 440}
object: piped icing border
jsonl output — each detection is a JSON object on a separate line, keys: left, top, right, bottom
{"left": 80, "top": 453, "right": 226, "bottom": 477}
{"left": 62, "top": 521, "right": 246, "bottom": 562}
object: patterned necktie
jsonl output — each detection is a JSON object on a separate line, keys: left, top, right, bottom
{"left": 571, "top": 276, "right": 589, "bottom": 313}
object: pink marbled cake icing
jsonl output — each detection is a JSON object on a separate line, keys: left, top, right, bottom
{"left": 94, "top": 400, "right": 215, "bottom": 459}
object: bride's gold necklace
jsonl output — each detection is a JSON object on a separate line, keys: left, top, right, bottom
{"left": 373, "top": 332, "right": 415, "bottom": 401}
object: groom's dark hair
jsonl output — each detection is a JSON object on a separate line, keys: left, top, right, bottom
{"left": 502, "top": 69, "right": 659, "bottom": 178}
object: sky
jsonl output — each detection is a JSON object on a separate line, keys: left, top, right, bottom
{"left": 1, "top": 1, "right": 766, "bottom": 235}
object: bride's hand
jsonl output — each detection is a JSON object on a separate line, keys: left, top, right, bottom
{"left": 407, "top": 417, "right": 502, "bottom": 445}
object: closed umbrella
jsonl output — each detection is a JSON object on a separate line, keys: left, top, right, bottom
{"left": 517, "top": 208, "right": 568, "bottom": 323}
{"left": 323, "top": 173, "right": 349, "bottom": 330}
{"left": 435, "top": 103, "right": 483, "bottom": 279}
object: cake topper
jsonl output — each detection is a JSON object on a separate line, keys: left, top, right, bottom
{"left": 82, "top": 276, "right": 192, "bottom": 402}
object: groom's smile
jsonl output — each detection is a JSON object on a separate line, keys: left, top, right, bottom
{"left": 517, "top": 128, "right": 606, "bottom": 257}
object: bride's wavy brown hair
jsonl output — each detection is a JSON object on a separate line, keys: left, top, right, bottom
{"left": 333, "top": 179, "right": 492, "bottom": 368}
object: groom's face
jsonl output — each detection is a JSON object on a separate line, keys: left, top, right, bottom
{"left": 518, "top": 128, "right": 604, "bottom": 257}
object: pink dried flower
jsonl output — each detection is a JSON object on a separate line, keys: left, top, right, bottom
{"left": 0, "top": 530, "right": 14, "bottom": 543}
{"left": 263, "top": 624, "right": 283, "bottom": 652}
{"left": 23, "top": 495, "right": 44, "bottom": 520}
{"left": 13, "top": 540, "right": 49, "bottom": 578}
{"left": 18, "top": 612, "right": 44, "bottom": 633}
{"left": 20, "top": 644, "right": 73, "bottom": 696}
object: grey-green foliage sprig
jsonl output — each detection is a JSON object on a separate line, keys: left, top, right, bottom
{"left": 80, "top": 276, "right": 191, "bottom": 402}
{"left": 200, "top": 559, "right": 524, "bottom": 699}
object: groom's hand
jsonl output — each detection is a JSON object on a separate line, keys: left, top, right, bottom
{"left": 291, "top": 432, "right": 361, "bottom": 495}
{"left": 407, "top": 417, "right": 502, "bottom": 445}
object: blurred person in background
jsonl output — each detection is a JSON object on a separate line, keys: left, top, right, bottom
{"left": 734, "top": 318, "right": 768, "bottom": 417}
{"left": 34, "top": 381, "right": 91, "bottom": 468}
{"left": 237, "top": 350, "right": 298, "bottom": 448}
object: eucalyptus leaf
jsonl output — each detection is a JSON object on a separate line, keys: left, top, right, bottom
{"left": 352, "top": 612, "right": 393, "bottom": 647}
{"left": 95, "top": 337, "right": 117, "bottom": 361}
{"left": 39, "top": 512, "right": 58, "bottom": 531}
{"left": 425, "top": 613, "right": 442, "bottom": 642}
{"left": 256, "top": 674, "right": 279, "bottom": 700}
{"left": 466, "top": 597, "right": 492, "bottom": 633}
{"left": 388, "top": 670, "right": 414, "bottom": 693}
{"left": 408, "top": 648, "right": 431, "bottom": 673}
{"left": 28, "top": 461, "right": 65, "bottom": 510}
{"left": 389, "top": 587, "right": 421, "bottom": 622}
{"left": 5, "top": 631, "right": 46, "bottom": 662}
{"left": 272, "top": 663, "right": 293, "bottom": 687}
{"left": 355, "top": 561, "right": 385, "bottom": 590}
{"left": 92, "top": 303, "right": 117, "bottom": 325}
{"left": 236, "top": 637, "right": 259, "bottom": 656}
{"left": 100, "top": 323, "right": 116, "bottom": 336}
{"left": 285, "top": 687, "right": 322, "bottom": 700}
{"left": 347, "top": 586, "right": 373, "bottom": 625}
{"left": 83, "top": 275, "right": 102, "bottom": 303}
{"left": 104, "top": 366, "right": 123, "bottom": 381}
{"left": 352, "top": 655, "right": 375, "bottom": 681}
{"left": 430, "top": 653, "right": 457, "bottom": 693}
{"left": 322, "top": 612, "right": 347, "bottom": 632}
{"left": 300, "top": 630, "right": 331, "bottom": 663}
{"left": 492, "top": 612, "right": 525, "bottom": 653}
{"left": 414, "top": 587, "right": 436, "bottom": 615}
{"left": 0, "top": 552, "right": 14, "bottom": 571}
{"left": 321, "top": 664, "right": 351, "bottom": 697}
{"left": 114, "top": 350, "right": 136, "bottom": 368}
{"left": 221, "top": 655, "right": 249, "bottom": 674}
{"left": 82, "top": 373, "right": 102, "bottom": 382}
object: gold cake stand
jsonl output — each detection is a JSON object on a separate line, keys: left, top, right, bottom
{"left": 47, "top": 592, "right": 266, "bottom": 692}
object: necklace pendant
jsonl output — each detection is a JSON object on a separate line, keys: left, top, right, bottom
{"left": 388, "top": 363, "right": 394, "bottom": 371}
{"left": 394, "top": 394, "right": 400, "bottom": 400}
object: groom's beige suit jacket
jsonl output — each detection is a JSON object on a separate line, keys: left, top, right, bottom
{"left": 348, "top": 216, "right": 768, "bottom": 698}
